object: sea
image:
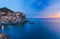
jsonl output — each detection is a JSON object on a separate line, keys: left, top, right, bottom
{"left": 0, "top": 18, "right": 60, "bottom": 39}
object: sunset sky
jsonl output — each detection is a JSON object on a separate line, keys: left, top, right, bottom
{"left": 0, "top": 0, "right": 60, "bottom": 18}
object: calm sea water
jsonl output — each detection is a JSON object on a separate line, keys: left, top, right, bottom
{"left": 0, "top": 18, "right": 60, "bottom": 39}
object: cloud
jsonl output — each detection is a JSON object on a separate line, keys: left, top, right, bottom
{"left": 30, "top": 0, "right": 60, "bottom": 18}
{"left": 0, "top": 0, "right": 60, "bottom": 18}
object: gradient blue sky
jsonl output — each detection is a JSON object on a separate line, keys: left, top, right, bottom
{"left": 0, "top": 0, "right": 60, "bottom": 18}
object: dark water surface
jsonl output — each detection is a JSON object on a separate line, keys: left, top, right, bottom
{"left": 0, "top": 18, "right": 60, "bottom": 39}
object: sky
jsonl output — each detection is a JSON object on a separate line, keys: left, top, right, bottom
{"left": 0, "top": 0, "right": 60, "bottom": 18}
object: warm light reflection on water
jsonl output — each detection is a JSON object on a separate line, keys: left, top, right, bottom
{"left": 39, "top": 18, "right": 60, "bottom": 23}
{"left": 47, "top": 19, "right": 60, "bottom": 23}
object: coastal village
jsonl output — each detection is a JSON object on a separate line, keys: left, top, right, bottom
{"left": 0, "top": 7, "right": 27, "bottom": 39}
{"left": 0, "top": 7, "right": 27, "bottom": 25}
